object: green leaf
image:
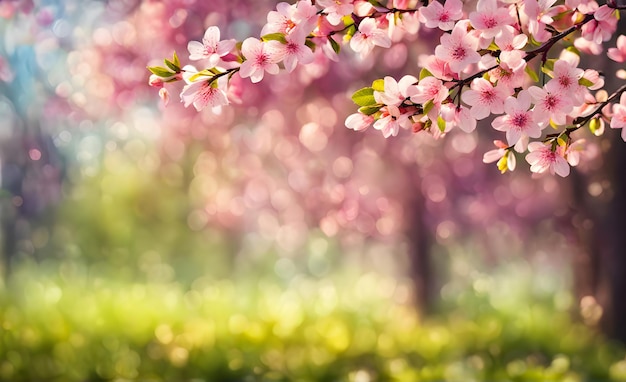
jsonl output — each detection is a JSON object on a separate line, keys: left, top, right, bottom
{"left": 305, "top": 39, "right": 316, "bottom": 51}
{"left": 261, "top": 33, "right": 287, "bottom": 44}
{"left": 422, "top": 100, "right": 434, "bottom": 115}
{"left": 147, "top": 66, "right": 175, "bottom": 78}
{"left": 188, "top": 69, "right": 216, "bottom": 82}
{"left": 372, "top": 79, "right": 385, "bottom": 92}
{"left": 345, "top": 24, "right": 357, "bottom": 39}
{"left": 358, "top": 105, "right": 381, "bottom": 115}
{"left": 589, "top": 118, "right": 598, "bottom": 133}
{"left": 329, "top": 37, "right": 340, "bottom": 55}
{"left": 542, "top": 58, "right": 556, "bottom": 72}
{"left": 565, "top": 45, "right": 581, "bottom": 56}
{"left": 419, "top": 68, "right": 432, "bottom": 80}
{"left": 528, "top": 34, "right": 542, "bottom": 46}
{"left": 342, "top": 15, "right": 355, "bottom": 27}
{"left": 487, "top": 41, "right": 500, "bottom": 51}
{"left": 525, "top": 66, "right": 539, "bottom": 83}
{"left": 497, "top": 155, "right": 508, "bottom": 173}
{"left": 437, "top": 116, "right": 446, "bottom": 132}
{"left": 578, "top": 77, "right": 594, "bottom": 87}
{"left": 164, "top": 59, "right": 179, "bottom": 73}
{"left": 173, "top": 51, "right": 180, "bottom": 68}
{"left": 351, "top": 87, "right": 376, "bottom": 107}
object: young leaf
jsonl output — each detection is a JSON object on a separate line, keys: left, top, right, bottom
{"left": 525, "top": 66, "right": 539, "bottom": 83}
{"left": 579, "top": 77, "right": 594, "bottom": 87}
{"left": 164, "top": 59, "right": 179, "bottom": 73}
{"left": 172, "top": 51, "right": 180, "bottom": 68}
{"left": 589, "top": 117, "right": 598, "bottom": 133}
{"left": 329, "top": 37, "right": 340, "bottom": 55}
{"left": 261, "top": 33, "right": 287, "bottom": 44}
{"left": 188, "top": 69, "right": 216, "bottom": 82}
{"left": 345, "top": 24, "right": 357, "bottom": 39}
{"left": 358, "top": 105, "right": 382, "bottom": 115}
{"left": 437, "top": 116, "right": 446, "bottom": 132}
{"left": 487, "top": 41, "right": 500, "bottom": 51}
{"left": 419, "top": 68, "right": 433, "bottom": 80}
{"left": 422, "top": 100, "right": 434, "bottom": 115}
{"left": 497, "top": 155, "right": 508, "bottom": 173}
{"left": 148, "top": 66, "right": 175, "bottom": 78}
{"left": 351, "top": 87, "right": 376, "bottom": 107}
{"left": 542, "top": 58, "right": 556, "bottom": 73}
{"left": 305, "top": 39, "right": 317, "bottom": 51}
{"left": 565, "top": 45, "right": 581, "bottom": 56}
{"left": 372, "top": 79, "right": 385, "bottom": 92}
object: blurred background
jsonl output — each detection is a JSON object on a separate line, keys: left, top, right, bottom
{"left": 1, "top": 0, "right": 626, "bottom": 380}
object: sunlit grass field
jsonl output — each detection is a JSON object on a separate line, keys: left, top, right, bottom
{"left": 2, "top": 259, "right": 626, "bottom": 381}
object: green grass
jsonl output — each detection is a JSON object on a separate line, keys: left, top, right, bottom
{"left": 0, "top": 261, "right": 625, "bottom": 382}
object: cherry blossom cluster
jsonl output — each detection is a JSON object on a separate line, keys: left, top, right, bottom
{"left": 148, "top": 0, "right": 626, "bottom": 177}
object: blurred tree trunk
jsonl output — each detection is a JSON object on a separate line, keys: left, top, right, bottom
{"left": 569, "top": 20, "right": 626, "bottom": 342}
{"left": 569, "top": 129, "right": 626, "bottom": 344}
{"left": 598, "top": 133, "right": 626, "bottom": 343}
{"left": 1, "top": 128, "right": 64, "bottom": 277}
{"left": 407, "top": 182, "right": 434, "bottom": 313}
{"left": 0, "top": 134, "right": 24, "bottom": 276}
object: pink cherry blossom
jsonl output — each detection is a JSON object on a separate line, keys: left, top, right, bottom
{"left": 373, "top": 105, "right": 409, "bottom": 138}
{"left": 350, "top": 18, "right": 392, "bottom": 57}
{"left": 523, "top": 0, "right": 559, "bottom": 42}
{"left": 483, "top": 140, "right": 509, "bottom": 162}
{"left": 291, "top": 0, "right": 319, "bottom": 33}
{"left": 353, "top": 1, "right": 375, "bottom": 16}
{"left": 158, "top": 88, "right": 170, "bottom": 107}
{"left": 573, "top": 36, "right": 603, "bottom": 55}
{"left": 148, "top": 74, "right": 164, "bottom": 88}
{"left": 374, "top": 75, "right": 417, "bottom": 107}
{"left": 345, "top": 113, "right": 374, "bottom": 131}
{"left": 566, "top": 0, "right": 599, "bottom": 14}
{"left": 488, "top": 61, "right": 527, "bottom": 94}
{"left": 180, "top": 77, "right": 229, "bottom": 111}
{"left": 419, "top": 54, "right": 456, "bottom": 82}
{"left": 483, "top": 140, "right": 517, "bottom": 172}
{"left": 389, "top": 8, "right": 420, "bottom": 37}
{"left": 418, "top": 0, "right": 463, "bottom": 31}
{"left": 409, "top": 76, "right": 448, "bottom": 106}
{"left": 317, "top": 0, "right": 354, "bottom": 25}
{"left": 608, "top": 35, "right": 626, "bottom": 63}
{"left": 491, "top": 90, "right": 542, "bottom": 148}
{"left": 565, "top": 139, "right": 586, "bottom": 166}
{"left": 261, "top": 1, "right": 317, "bottom": 36}
{"left": 469, "top": 0, "right": 514, "bottom": 39}
{"left": 239, "top": 38, "right": 280, "bottom": 83}
{"left": 525, "top": 142, "right": 570, "bottom": 177}
{"left": 610, "top": 93, "right": 626, "bottom": 141}
{"left": 527, "top": 83, "right": 574, "bottom": 126}
{"left": 267, "top": 28, "right": 314, "bottom": 73}
{"left": 434, "top": 21, "right": 481, "bottom": 74}
{"left": 441, "top": 103, "right": 476, "bottom": 132}
{"left": 187, "top": 26, "right": 236, "bottom": 67}
{"left": 261, "top": 2, "right": 298, "bottom": 35}
{"left": 495, "top": 27, "right": 528, "bottom": 71}
{"left": 581, "top": 5, "right": 618, "bottom": 44}
{"left": 547, "top": 59, "right": 584, "bottom": 103}
{"left": 462, "top": 78, "right": 508, "bottom": 120}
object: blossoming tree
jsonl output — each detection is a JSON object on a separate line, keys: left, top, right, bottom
{"left": 149, "top": 0, "right": 626, "bottom": 177}
{"left": 146, "top": 0, "right": 626, "bottom": 341}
